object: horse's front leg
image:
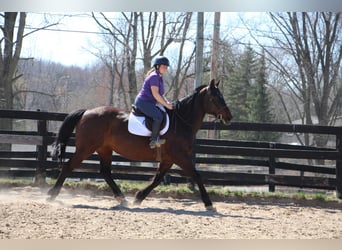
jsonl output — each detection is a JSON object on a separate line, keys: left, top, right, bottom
{"left": 134, "top": 161, "right": 172, "bottom": 205}
{"left": 176, "top": 154, "right": 215, "bottom": 211}
{"left": 191, "top": 169, "right": 216, "bottom": 211}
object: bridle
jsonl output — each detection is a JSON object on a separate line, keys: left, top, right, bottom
{"left": 208, "top": 96, "right": 229, "bottom": 123}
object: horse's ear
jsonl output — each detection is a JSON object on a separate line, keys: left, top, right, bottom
{"left": 209, "top": 79, "right": 216, "bottom": 88}
{"left": 209, "top": 79, "right": 219, "bottom": 88}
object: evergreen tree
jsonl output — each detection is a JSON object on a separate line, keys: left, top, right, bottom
{"left": 223, "top": 46, "right": 279, "bottom": 142}
{"left": 248, "top": 51, "right": 279, "bottom": 142}
{"left": 249, "top": 52, "right": 271, "bottom": 122}
{"left": 225, "top": 45, "right": 257, "bottom": 140}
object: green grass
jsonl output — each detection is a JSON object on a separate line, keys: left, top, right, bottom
{"left": 0, "top": 178, "right": 340, "bottom": 204}
{"left": 0, "top": 178, "right": 33, "bottom": 187}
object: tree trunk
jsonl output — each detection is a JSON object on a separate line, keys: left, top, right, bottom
{"left": 0, "top": 12, "right": 26, "bottom": 150}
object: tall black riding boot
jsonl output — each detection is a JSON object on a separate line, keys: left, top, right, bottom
{"left": 149, "top": 119, "right": 165, "bottom": 149}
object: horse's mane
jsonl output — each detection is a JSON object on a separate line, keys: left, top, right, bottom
{"left": 195, "top": 84, "right": 208, "bottom": 92}
{"left": 170, "top": 84, "right": 207, "bottom": 131}
{"left": 178, "top": 84, "right": 207, "bottom": 104}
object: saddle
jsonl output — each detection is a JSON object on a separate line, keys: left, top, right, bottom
{"left": 128, "top": 104, "right": 169, "bottom": 137}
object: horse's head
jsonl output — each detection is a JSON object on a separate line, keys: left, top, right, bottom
{"left": 204, "top": 79, "right": 233, "bottom": 125}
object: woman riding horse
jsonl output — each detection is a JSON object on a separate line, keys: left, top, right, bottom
{"left": 49, "top": 79, "right": 232, "bottom": 211}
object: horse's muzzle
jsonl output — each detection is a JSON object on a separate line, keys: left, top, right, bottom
{"left": 216, "top": 114, "right": 231, "bottom": 125}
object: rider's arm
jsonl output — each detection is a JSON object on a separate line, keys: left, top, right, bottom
{"left": 151, "top": 86, "right": 173, "bottom": 110}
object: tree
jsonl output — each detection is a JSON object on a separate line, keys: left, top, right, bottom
{"left": 92, "top": 12, "right": 139, "bottom": 106}
{"left": 222, "top": 45, "right": 278, "bottom": 141}
{"left": 224, "top": 45, "right": 257, "bottom": 140}
{"left": 249, "top": 52, "right": 272, "bottom": 122}
{"left": 227, "top": 45, "right": 256, "bottom": 122}
{"left": 169, "top": 12, "right": 195, "bottom": 100}
{"left": 92, "top": 12, "right": 196, "bottom": 107}
{"left": 0, "top": 13, "right": 26, "bottom": 119}
{"left": 248, "top": 51, "right": 278, "bottom": 142}
{"left": 0, "top": 13, "right": 60, "bottom": 149}
{"left": 0, "top": 13, "right": 26, "bottom": 150}
{"left": 137, "top": 12, "right": 195, "bottom": 101}
{"left": 251, "top": 12, "right": 342, "bottom": 148}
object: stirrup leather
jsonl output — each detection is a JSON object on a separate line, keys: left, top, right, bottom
{"left": 149, "top": 138, "right": 166, "bottom": 149}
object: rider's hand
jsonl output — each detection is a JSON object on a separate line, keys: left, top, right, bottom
{"left": 166, "top": 103, "right": 173, "bottom": 110}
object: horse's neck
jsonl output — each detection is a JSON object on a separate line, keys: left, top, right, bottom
{"left": 179, "top": 92, "right": 206, "bottom": 133}
{"left": 173, "top": 90, "right": 206, "bottom": 135}
{"left": 191, "top": 95, "right": 206, "bottom": 132}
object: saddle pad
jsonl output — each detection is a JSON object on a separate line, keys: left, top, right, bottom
{"left": 128, "top": 112, "right": 169, "bottom": 136}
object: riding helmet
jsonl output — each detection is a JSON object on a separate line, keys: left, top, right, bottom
{"left": 152, "top": 56, "right": 170, "bottom": 67}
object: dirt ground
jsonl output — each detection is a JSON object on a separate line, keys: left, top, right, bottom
{"left": 0, "top": 186, "right": 342, "bottom": 239}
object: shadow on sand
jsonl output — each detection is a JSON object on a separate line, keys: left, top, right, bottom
{"left": 71, "top": 203, "right": 271, "bottom": 221}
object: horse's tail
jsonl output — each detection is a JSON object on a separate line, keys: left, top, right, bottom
{"left": 51, "top": 109, "right": 87, "bottom": 163}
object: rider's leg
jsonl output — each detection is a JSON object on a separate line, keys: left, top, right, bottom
{"left": 149, "top": 119, "right": 165, "bottom": 149}
{"left": 134, "top": 98, "right": 166, "bottom": 149}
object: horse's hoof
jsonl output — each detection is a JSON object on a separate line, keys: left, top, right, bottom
{"left": 133, "top": 199, "right": 142, "bottom": 206}
{"left": 46, "top": 196, "right": 55, "bottom": 202}
{"left": 115, "top": 197, "right": 129, "bottom": 207}
{"left": 120, "top": 199, "right": 129, "bottom": 207}
{"left": 205, "top": 205, "right": 217, "bottom": 212}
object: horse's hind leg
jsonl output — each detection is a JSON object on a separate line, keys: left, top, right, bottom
{"left": 48, "top": 149, "right": 91, "bottom": 201}
{"left": 98, "top": 149, "right": 128, "bottom": 206}
{"left": 134, "top": 161, "right": 172, "bottom": 205}
{"left": 47, "top": 160, "right": 72, "bottom": 200}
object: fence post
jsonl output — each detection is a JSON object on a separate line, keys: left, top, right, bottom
{"left": 336, "top": 133, "right": 342, "bottom": 199}
{"left": 268, "top": 142, "right": 276, "bottom": 192}
{"left": 34, "top": 112, "right": 48, "bottom": 186}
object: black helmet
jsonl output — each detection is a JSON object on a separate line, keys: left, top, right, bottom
{"left": 152, "top": 56, "right": 170, "bottom": 67}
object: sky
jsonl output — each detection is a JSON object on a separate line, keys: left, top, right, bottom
{"left": 20, "top": 12, "right": 267, "bottom": 68}
{"left": 21, "top": 13, "right": 102, "bottom": 67}
{"left": 4, "top": 0, "right": 342, "bottom": 68}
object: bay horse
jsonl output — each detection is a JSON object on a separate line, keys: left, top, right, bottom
{"left": 48, "top": 79, "right": 232, "bottom": 211}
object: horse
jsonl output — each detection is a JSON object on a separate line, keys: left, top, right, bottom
{"left": 48, "top": 79, "right": 232, "bottom": 211}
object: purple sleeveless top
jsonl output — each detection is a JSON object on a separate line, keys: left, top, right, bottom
{"left": 136, "top": 70, "right": 165, "bottom": 104}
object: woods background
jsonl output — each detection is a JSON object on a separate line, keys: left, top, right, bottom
{"left": 1, "top": 12, "right": 341, "bottom": 149}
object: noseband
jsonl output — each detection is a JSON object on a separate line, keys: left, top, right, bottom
{"left": 209, "top": 96, "right": 229, "bottom": 122}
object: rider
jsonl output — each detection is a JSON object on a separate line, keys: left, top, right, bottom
{"left": 134, "top": 56, "right": 173, "bottom": 149}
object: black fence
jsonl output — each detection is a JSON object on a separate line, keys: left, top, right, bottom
{"left": 1, "top": 109, "right": 342, "bottom": 198}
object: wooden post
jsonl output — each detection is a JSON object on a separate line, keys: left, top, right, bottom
{"left": 209, "top": 12, "right": 221, "bottom": 139}
{"left": 195, "top": 12, "right": 204, "bottom": 89}
{"left": 35, "top": 112, "right": 48, "bottom": 186}
{"left": 268, "top": 142, "right": 276, "bottom": 192}
{"left": 336, "top": 133, "right": 342, "bottom": 199}
{"left": 210, "top": 12, "right": 220, "bottom": 80}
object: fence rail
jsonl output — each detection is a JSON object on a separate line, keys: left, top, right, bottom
{"left": 1, "top": 109, "right": 342, "bottom": 197}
